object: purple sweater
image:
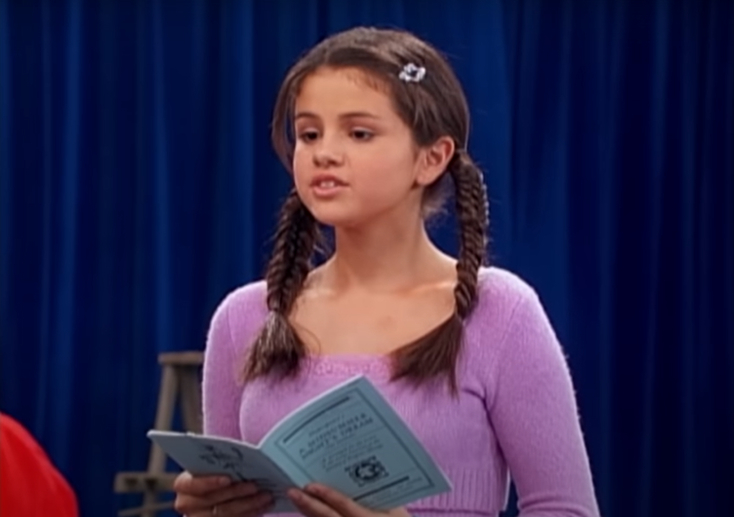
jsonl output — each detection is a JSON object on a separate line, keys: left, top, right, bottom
{"left": 202, "top": 267, "right": 600, "bottom": 517}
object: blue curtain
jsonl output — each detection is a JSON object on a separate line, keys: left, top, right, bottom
{"left": 1, "top": 1, "right": 732, "bottom": 516}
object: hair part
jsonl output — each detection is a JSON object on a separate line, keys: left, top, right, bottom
{"left": 246, "top": 27, "right": 490, "bottom": 393}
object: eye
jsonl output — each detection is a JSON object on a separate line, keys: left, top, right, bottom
{"left": 297, "top": 130, "right": 319, "bottom": 143}
{"left": 350, "top": 129, "right": 374, "bottom": 141}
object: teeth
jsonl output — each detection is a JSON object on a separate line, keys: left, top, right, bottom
{"left": 318, "top": 180, "right": 336, "bottom": 188}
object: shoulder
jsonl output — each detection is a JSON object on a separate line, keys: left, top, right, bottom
{"left": 215, "top": 279, "right": 269, "bottom": 318}
{"left": 0, "top": 414, "right": 78, "bottom": 517}
{"left": 0, "top": 414, "right": 40, "bottom": 453}
{"left": 207, "top": 279, "right": 269, "bottom": 348}
{"left": 462, "top": 266, "right": 558, "bottom": 368}
{"left": 473, "top": 266, "right": 542, "bottom": 320}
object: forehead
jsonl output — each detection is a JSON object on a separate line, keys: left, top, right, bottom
{"left": 294, "top": 67, "right": 396, "bottom": 117}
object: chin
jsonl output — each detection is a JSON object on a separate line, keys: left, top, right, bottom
{"left": 310, "top": 212, "right": 360, "bottom": 229}
{"left": 305, "top": 205, "right": 363, "bottom": 229}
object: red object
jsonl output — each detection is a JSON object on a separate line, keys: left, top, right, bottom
{"left": 0, "top": 413, "right": 79, "bottom": 517}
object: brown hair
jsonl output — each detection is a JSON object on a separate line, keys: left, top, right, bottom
{"left": 245, "top": 26, "right": 489, "bottom": 392}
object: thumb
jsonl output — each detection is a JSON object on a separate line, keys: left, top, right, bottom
{"left": 303, "top": 484, "right": 367, "bottom": 516}
{"left": 173, "top": 471, "right": 232, "bottom": 496}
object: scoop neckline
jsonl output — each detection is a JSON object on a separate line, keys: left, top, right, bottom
{"left": 300, "top": 353, "right": 394, "bottom": 378}
{"left": 300, "top": 309, "right": 454, "bottom": 359}
{"left": 292, "top": 267, "right": 492, "bottom": 376}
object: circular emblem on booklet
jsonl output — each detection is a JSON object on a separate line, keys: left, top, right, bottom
{"left": 346, "top": 456, "right": 388, "bottom": 486}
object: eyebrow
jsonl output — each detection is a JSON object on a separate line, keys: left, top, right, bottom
{"left": 294, "top": 111, "right": 381, "bottom": 121}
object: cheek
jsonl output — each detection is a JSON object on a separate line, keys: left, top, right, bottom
{"left": 291, "top": 148, "right": 311, "bottom": 192}
{"left": 354, "top": 151, "right": 417, "bottom": 196}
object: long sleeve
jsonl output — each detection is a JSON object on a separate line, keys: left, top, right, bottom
{"left": 201, "top": 292, "right": 243, "bottom": 439}
{"left": 486, "top": 291, "right": 600, "bottom": 517}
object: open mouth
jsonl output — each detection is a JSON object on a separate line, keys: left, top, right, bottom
{"left": 311, "top": 176, "right": 348, "bottom": 197}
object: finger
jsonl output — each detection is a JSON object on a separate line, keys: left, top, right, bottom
{"left": 173, "top": 471, "right": 232, "bottom": 496}
{"left": 180, "top": 511, "right": 213, "bottom": 517}
{"left": 175, "top": 493, "right": 217, "bottom": 515}
{"left": 215, "top": 491, "right": 274, "bottom": 517}
{"left": 304, "top": 484, "right": 367, "bottom": 516}
{"left": 174, "top": 494, "right": 212, "bottom": 516}
{"left": 174, "top": 481, "right": 260, "bottom": 514}
{"left": 288, "top": 488, "right": 344, "bottom": 517}
{"left": 206, "top": 481, "right": 262, "bottom": 507}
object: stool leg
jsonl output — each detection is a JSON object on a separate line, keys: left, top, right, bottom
{"left": 142, "top": 365, "right": 179, "bottom": 517}
{"left": 180, "top": 368, "right": 202, "bottom": 433}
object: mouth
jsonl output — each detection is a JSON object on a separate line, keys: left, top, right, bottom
{"left": 310, "top": 175, "right": 348, "bottom": 188}
{"left": 310, "top": 175, "right": 348, "bottom": 197}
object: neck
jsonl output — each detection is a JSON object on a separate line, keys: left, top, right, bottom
{"left": 324, "top": 214, "right": 454, "bottom": 293}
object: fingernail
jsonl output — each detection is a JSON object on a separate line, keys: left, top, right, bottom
{"left": 288, "top": 489, "right": 303, "bottom": 502}
{"left": 305, "top": 484, "right": 321, "bottom": 495}
{"left": 217, "top": 476, "right": 231, "bottom": 486}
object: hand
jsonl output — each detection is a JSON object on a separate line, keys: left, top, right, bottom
{"left": 172, "top": 471, "right": 274, "bottom": 517}
{"left": 287, "top": 483, "right": 411, "bottom": 517}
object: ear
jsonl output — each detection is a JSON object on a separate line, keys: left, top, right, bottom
{"left": 415, "top": 136, "right": 455, "bottom": 186}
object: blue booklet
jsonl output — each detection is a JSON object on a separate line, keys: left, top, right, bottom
{"left": 147, "top": 375, "right": 451, "bottom": 513}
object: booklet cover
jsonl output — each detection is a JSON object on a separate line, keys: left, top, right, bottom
{"left": 148, "top": 375, "right": 451, "bottom": 513}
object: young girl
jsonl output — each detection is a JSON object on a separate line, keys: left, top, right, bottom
{"left": 172, "top": 26, "right": 599, "bottom": 517}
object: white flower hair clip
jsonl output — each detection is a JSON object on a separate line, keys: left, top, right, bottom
{"left": 399, "top": 63, "right": 426, "bottom": 83}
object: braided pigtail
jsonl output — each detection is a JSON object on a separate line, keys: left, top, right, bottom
{"left": 393, "top": 150, "right": 489, "bottom": 393}
{"left": 244, "top": 189, "right": 320, "bottom": 380}
{"left": 450, "top": 150, "right": 489, "bottom": 318}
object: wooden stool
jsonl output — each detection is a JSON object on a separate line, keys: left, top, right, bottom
{"left": 114, "top": 351, "right": 204, "bottom": 517}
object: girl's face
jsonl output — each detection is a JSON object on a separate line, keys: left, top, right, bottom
{"left": 292, "top": 67, "right": 447, "bottom": 230}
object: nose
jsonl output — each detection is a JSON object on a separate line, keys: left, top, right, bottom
{"left": 312, "top": 137, "right": 344, "bottom": 168}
